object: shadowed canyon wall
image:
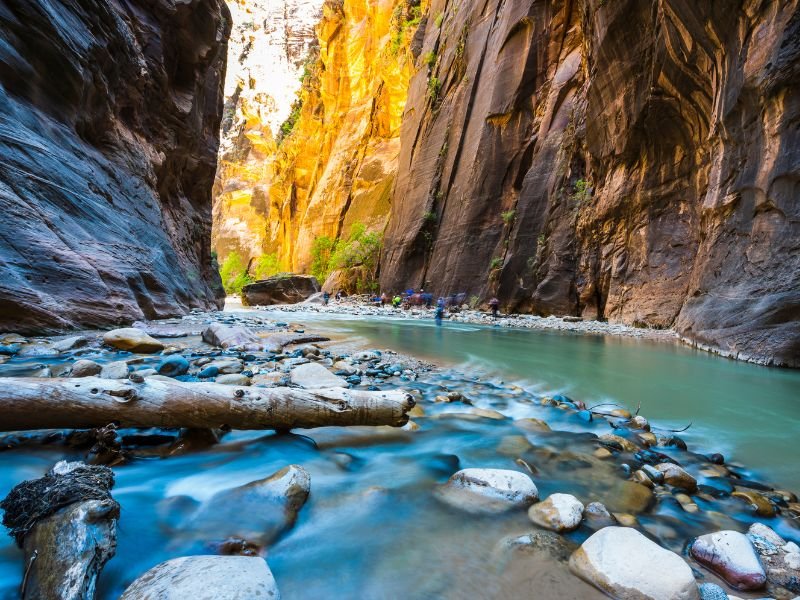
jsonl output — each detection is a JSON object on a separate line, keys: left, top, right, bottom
{"left": 380, "top": 0, "right": 800, "bottom": 367}
{"left": 0, "top": 0, "right": 229, "bottom": 333}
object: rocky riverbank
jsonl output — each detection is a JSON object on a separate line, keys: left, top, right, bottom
{"left": 0, "top": 310, "right": 798, "bottom": 599}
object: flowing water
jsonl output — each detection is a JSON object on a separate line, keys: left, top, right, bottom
{"left": 0, "top": 310, "right": 798, "bottom": 599}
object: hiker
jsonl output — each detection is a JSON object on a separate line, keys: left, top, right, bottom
{"left": 435, "top": 299, "right": 445, "bottom": 325}
{"left": 322, "top": 291, "right": 330, "bottom": 306}
{"left": 380, "top": 292, "right": 389, "bottom": 306}
{"left": 489, "top": 297, "right": 500, "bottom": 318}
{"left": 392, "top": 294, "right": 402, "bottom": 308}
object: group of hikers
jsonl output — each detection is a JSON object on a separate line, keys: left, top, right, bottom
{"left": 321, "top": 287, "right": 501, "bottom": 324}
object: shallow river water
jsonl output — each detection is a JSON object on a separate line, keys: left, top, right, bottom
{"left": 0, "top": 310, "right": 798, "bottom": 599}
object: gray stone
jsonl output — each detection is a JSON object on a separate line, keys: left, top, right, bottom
{"left": 100, "top": 360, "right": 130, "bottom": 379}
{"left": 435, "top": 468, "right": 538, "bottom": 514}
{"left": 52, "top": 336, "right": 89, "bottom": 352}
{"left": 102, "top": 328, "right": 164, "bottom": 353}
{"left": 120, "top": 555, "right": 279, "bottom": 599}
{"left": 71, "top": 359, "right": 102, "bottom": 377}
{"left": 528, "top": 493, "right": 584, "bottom": 532}
{"left": 289, "top": 362, "right": 348, "bottom": 388}
{"left": 215, "top": 373, "right": 251, "bottom": 386}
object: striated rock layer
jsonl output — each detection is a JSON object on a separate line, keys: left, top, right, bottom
{"left": 0, "top": 0, "right": 229, "bottom": 333}
{"left": 380, "top": 0, "right": 800, "bottom": 367}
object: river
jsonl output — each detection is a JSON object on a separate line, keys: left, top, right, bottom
{"left": 0, "top": 310, "right": 798, "bottom": 598}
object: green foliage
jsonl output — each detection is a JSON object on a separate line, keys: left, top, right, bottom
{"left": 219, "top": 251, "right": 254, "bottom": 295}
{"left": 423, "top": 210, "right": 437, "bottom": 223}
{"left": 310, "top": 235, "right": 336, "bottom": 282}
{"left": 277, "top": 99, "right": 302, "bottom": 144}
{"left": 468, "top": 295, "right": 480, "bottom": 309}
{"left": 435, "top": 12, "right": 444, "bottom": 27}
{"left": 501, "top": 209, "right": 516, "bottom": 224}
{"left": 423, "top": 51, "right": 437, "bottom": 68}
{"left": 309, "top": 223, "right": 383, "bottom": 286}
{"left": 489, "top": 257, "right": 503, "bottom": 270}
{"left": 391, "top": 3, "right": 424, "bottom": 54}
{"left": 571, "top": 178, "right": 592, "bottom": 204}
{"left": 427, "top": 76, "right": 442, "bottom": 102}
{"left": 253, "top": 253, "right": 281, "bottom": 279}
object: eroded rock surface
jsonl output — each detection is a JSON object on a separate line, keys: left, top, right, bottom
{"left": 242, "top": 275, "right": 320, "bottom": 306}
{"left": 0, "top": 0, "right": 228, "bottom": 333}
{"left": 380, "top": 0, "right": 800, "bottom": 367}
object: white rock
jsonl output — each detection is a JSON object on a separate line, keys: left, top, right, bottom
{"left": 784, "top": 541, "right": 800, "bottom": 554}
{"left": 528, "top": 493, "right": 585, "bottom": 532}
{"left": 100, "top": 360, "right": 130, "bottom": 379}
{"left": 785, "top": 552, "right": 800, "bottom": 570}
{"left": 690, "top": 530, "right": 766, "bottom": 591}
{"left": 289, "top": 362, "right": 347, "bottom": 388}
{"left": 569, "top": 526, "right": 699, "bottom": 600}
{"left": 71, "top": 359, "right": 102, "bottom": 377}
{"left": 119, "top": 555, "right": 279, "bottom": 599}
{"left": 435, "top": 468, "right": 538, "bottom": 514}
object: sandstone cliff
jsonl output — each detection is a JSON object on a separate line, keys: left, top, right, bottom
{"left": 0, "top": 0, "right": 229, "bottom": 333}
{"left": 212, "top": 0, "right": 323, "bottom": 264}
{"left": 263, "top": 0, "right": 420, "bottom": 272}
{"left": 380, "top": 0, "right": 800, "bottom": 367}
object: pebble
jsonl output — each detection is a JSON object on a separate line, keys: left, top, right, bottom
{"left": 198, "top": 366, "right": 220, "bottom": 378}
{"left": 655, "top": 463, "right": 697, "bottom": 491}
{"left": 71, "top": 359, "right": 102, "bottom": 377}
{"left": 100, "top": 360, "right": 130, "bottom": 379}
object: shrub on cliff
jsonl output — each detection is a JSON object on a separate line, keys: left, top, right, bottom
{"left": 310, "top": 223, "right": 382, "bottom": 290}
{"left": 219, "top": 251, "right": 253, "bottom": 295}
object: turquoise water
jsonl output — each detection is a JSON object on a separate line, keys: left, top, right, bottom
{"left": 261, "top": 311, "right": 800, "bottom": 491}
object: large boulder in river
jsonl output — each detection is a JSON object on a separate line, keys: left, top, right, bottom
{"left": 435, "top": 468, "right": 538, "bottom": 514}
{"left": 690, "top": 530, "right": 766, "bottom": 591}
{"left": 241, "top": 275, "right": 320, "bottom": 306}
{"left": 569, "top": 527, "right": 699, "bottom": 599}
{"left": 120, "top": 555, "right": 279, "bottom": 600}
{"left": 184, "top": 465, "right": 310, "bottom": 547}
{"left": 202, "top": 322, "right": 260, "bottom": 350}
{"left": 102, "top": 328, "right": 164, "bottom": 353}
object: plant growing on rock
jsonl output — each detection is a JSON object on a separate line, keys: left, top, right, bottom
{"left": 253, "top": 253, "right": 281, "bottom": 279}
{"left": 219, "top": 251, "right": 254, "bottom": 295}
{"left": 571, "top": 178, "right": 592, "bottom": 204}
{"left": 501, "top": 209, "right": 516, "bottom": 224}
{"left": 427, "top": 76, "right": 442, "bottom": 102}
{"left": 423, "top": 51, "right": 436, "bottom": 68}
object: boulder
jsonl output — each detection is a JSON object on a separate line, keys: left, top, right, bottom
{"left": 289, "top": 362, "right": 348, "bottom": 389}
{"left": 52, "top": 336, "right": 89, "bottom": 352}
{"left": 435, "top": 468, "right": 538, "bottom": 514}
{"left": 102, "top": 328, "right": 164, "bottom": 353}
{"left": 119, "top": 555, "right": 279, "bottom": 600}
{"left": 242, "top": 275, "right": 320, "bottom": 306}
{"left": 202, "top": 323, "right": 260, "bottom": 350}
{"left": 746, "top": 523, "right": 800, "bottom": 592}
{"left": 583, "top": 501, "right": 618, "bottom": 530}
{"left": 528, "top": 493, "right": 584, "bottom": 532}
{"left": 690, "top": 530, "right": 765, "bottom": 591}
{"left": 185, "top": 465, "right": 310, "bottom": 547}
{"left": 569, "top": 527, "right": 699, "bottom": 600}
{"left": 71, "top": 359, "right": 102, "bottom": 377}
{"left": 262, "top": 332, "right": 330, "bottom": 353}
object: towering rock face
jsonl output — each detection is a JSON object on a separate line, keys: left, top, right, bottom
{"left": 213, "top": 0, "right": 323, "bottom": 264}
{"left": 0, "top": 0, "right": 229, "bottom": 333}
{"left": 381, "top": 0, "right": 800, "bottom": 367}
{"left": 262, "top": 0, "right": 417, "bottom": 272}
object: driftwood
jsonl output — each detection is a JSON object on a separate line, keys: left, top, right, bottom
{"left": 0, "top": 377, "right": 414, "bottom": 431}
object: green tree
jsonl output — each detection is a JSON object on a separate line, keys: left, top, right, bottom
{"left": 219, "top": 251, "right": 253, "bottom": 294}
{"left": 253, "top": 253, "right": 281, "bottom": 279}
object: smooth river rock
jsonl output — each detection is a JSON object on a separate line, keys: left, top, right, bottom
{"left": 289, "top": 362, "right": 348, "bottom": 389}
{"left": 102, "top": 328, "right": 164, "bottom": 353}
{"left": 654, "top": 463, "right": 697, "bottom": 492}
{"left": 690, "top": 530, "right": 766, "bottom": 590}
{"left": 185, "top": 465, "right": 310, "bottom": 547}
{"left": 202, "top": 323, "right": 261, "bottom": 350}
{"left": 528, "top": 493, "right": 585, "bottom": 532}
{"left": 71, "top": 359, "right": 102, "bottom": 377}
{"left": 435, "top": 468, "right": 538, "bottom": 514}
{"left": 746, "top": 523, "right": 800, "bottom": 592}
{"left": 569, "top": 527, "right": 699, "bottom": 600}
{"left": 120, "top": 555, "right": 279, "bottom": 600}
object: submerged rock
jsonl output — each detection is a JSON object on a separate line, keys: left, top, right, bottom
{"left": 157, "top": 355, "right": 190, "bottom": 377}
{"left": 435, "top": 468, "right": 538, "bottom": 514}
{"left": 120, "top": 555, "right": 279, "bottom": 600}
{"left": 102, "top": 328, "right": 164, "bottom": 353}
{"left": 569, "top": 527, "right": 699, "bottom": 600}
{"left": 185, "top": 465, "right": 310, "bottom": 547}
{"left": 528, "top": 493, "right": 584, "bottom": 532}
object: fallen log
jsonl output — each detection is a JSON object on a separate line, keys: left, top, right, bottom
{"left": 0, "top": 377, "right": 414, "bottom": 431}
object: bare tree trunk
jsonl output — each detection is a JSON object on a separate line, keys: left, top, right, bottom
{"left": 0, "top": 377, "right": 414, "bottom": 431}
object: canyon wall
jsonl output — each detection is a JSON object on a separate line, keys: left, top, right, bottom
{"left": 0, "top": 0, "right": 229, "bottom": 333}
{"left": 258, "top": 0, "right": 418, "bottom": 272}
{"left": 380, "top": 0, "right": 800, "bottom": 367}
{"left": 212, "top": 0, "right": 323, "bottom": 264}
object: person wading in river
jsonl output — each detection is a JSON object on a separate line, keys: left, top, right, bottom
{"left": 489, "top": 297, "right": 500, "bottom": 319}
{"left": 435, "top": 298, "right": 445, "bottom": 325}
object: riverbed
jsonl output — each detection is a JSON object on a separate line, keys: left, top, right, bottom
{"left": 0, "top": 308, "right": 798, "bottom": 599}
